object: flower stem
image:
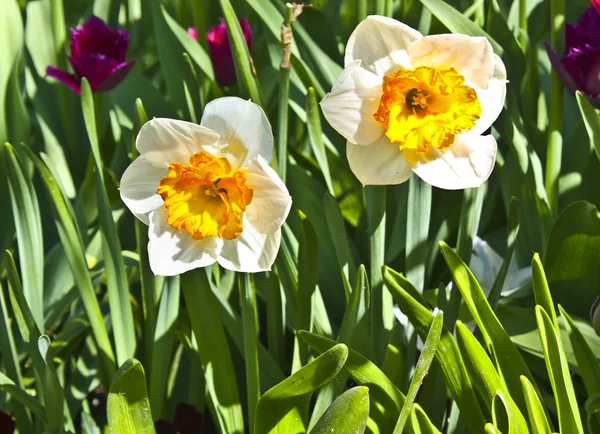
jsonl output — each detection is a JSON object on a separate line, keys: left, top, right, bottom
{"left": 519, "top": 0, "right": 528, "bottom": 50}
{"left": 239, "top": 273, "right": 260, "bottom": 433}
{"left": 403, "top": 176, "right": 431, "bottom": 387}
{"left": 545, "top": 0, "right": 564, "bottom": 216}
{"left": 366, "top": 185, "right": 390, "bottom": 363}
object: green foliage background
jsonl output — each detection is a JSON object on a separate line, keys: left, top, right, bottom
{"left": 2, "top": 0, "right": 600, "bottom": 432}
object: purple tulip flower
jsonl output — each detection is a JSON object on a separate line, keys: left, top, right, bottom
{"left": 188, "top": 18, "right": 252, "bottom": 87}
{"left": 546, "top": 6, "right": 600, "bottom": 106}
{"left": 46, "top": 15, "right": 135, "bottom": 94}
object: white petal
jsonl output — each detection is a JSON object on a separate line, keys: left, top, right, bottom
{"left": 471, "top": 54, "right": 507, "bottom": 135}
{"left": 404, "top": 134, "right": 497, "bottom": 190}
{"left": 242, "top": 156, "right": 292, "bottom": 234}
{"left": 217, "top": 220, "right": 281, "bottom": 273}
{"left": 200, "top": 97, "right": 273, "bottom": 169}
{"left": 409, "top": 34, "right": 495, "bottom": 90}
{"left": 347, "top": 136, "right": 413, "bottom": 185}
{"left": 136, "top": 118, "right": 222, "bottom": 167}
{"left": 320, "top": 61, "right": 384, "bottom": 145}
{"left": 345, "top": 15, "right": 422, "bottom": 76}
{"left": 119, "top": 156, "right": 167, "bottom": 225}
{"left": 147, "top": 207, "right": 222, "bottom": 276}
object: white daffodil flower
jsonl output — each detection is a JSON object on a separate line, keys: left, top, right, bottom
{"left": 119, "top": 97, "right": 292, "bottom": 276}
{"left": 320, "top": 16, "right": 507, "bottom": 189}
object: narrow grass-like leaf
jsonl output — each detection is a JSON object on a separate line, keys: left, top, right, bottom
{"left": 295, "top": 210, "right": 319, "bottom": 368}
{"left": 0, "top": 280, "right": 32, "bottom": 433}
{"left": 299, "top": 331, "right": 441, "bottom": 433}
{"left": 81, "top": 78, "right": 136, "bottom": 366}
{"left": 455, "top": 322, "right": 528, "bottom": 433}
{"left": 5, "top": 251, "right": 47, "bottom": 383}
{"left": 382, "top": 266, "right": 486, "bottom": 433}
{"left": 366, "top": 185, "right": 389, "bottom": 363}
{"left": 131, "top": 98, "right": 161, "bottom": 382}
{"left": 411, "top": 404, "right": 441, "bottom": 434}
{"left": 182, "top": 53, "right": 202, "bottom": 124}
{"left": 393, "top": 311, "right": 443, "bottom": 434}
{"left": 559, "top": 305, "right": 600, "bottom": 428}
{"left": 218, "top": 0, "right": 263, "bottom": 106}
{"left": 439, "top": 242, "right": 537, "bottom": 410}
{"left": 485, "top": 423, "right": 502, "bottom": 434}
{"left": 535, "top": 305, "right": 583, "bottom": 433}
{"left": 577, "top": 91, "right": 600, "bottom": 162}
{"left": 559, "top": 305, "right": 600, "bottom": 394}
{"left": 419, "top": 0, "right": 503, "bottom": 55}
{"left": 586, "top": 394, "right": 600, "bottom": 433}
{"left": 255, "top": 344, "right": 348, "bottom": 434}
{"left": 149, "top": 276, "right": 180, "bottom": 420}
{"left": 107, "top": 359, "right": 155, "bottom": 434}
{"left": 240, "top": 273, "right": 260, "bottom": 430}
{"left": 20, "top": 145, "right": 116, "bottom": 384}
{"left": 39, "top": 335, "right": 68, "bottom": 433}
{"left": 324, "top": 193, "right": 357, "bottom": 296}
{"left": 161, "top": 6, "right": 216, "bottom": 82}
{"left": 0, "top": 372, "right": 45, "bottom": 421}
{"left": 309, "top": 386, "right": 369, "bottom": 434}
{"left": 181, "top": 269, "right": 244, "bottom": 433}
{"left": 520, "top": 376, "right": 553, "bottom": 434}
{"left": 306, "top": 87, "right": 333, "bottom": 194}
{"left": 488, "top": 197, "right": 520, "bottom": 309}
{"left": 531, "top": 254, "right": 557, "bottom": 326}
{"left": 309, "top": 266, "right": 370, "bottom": 429}
{"left": 3, "top": 143, "right": 44, "bottom": 330}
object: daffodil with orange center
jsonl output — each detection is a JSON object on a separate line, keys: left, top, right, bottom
{"left": 320, "top": 16, "right": 507, "bottom": 189}
{"left": 120, "top": 97, "right": 292, "bottom": 276}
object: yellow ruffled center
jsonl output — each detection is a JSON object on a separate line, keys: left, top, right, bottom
{"left": 157, "top": 152, "right": 253, "bottom": 240}
{"left": 373, "top": 66, "right": 481, "bottom": 153}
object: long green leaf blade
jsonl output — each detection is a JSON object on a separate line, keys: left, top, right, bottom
{"left": 81, "top": 78, "right": 136, "bottom": 365}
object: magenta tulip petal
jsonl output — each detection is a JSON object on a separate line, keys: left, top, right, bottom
{"left": 97, "top": 60, "right": 136, "bottom": 92}
{"left": 48, "top": 15, "right": 133, "bottom": 94}
{"left": 546, "top": 6, "right": 600, "bottom": 107}
{"left": 206, "top": 18, "right": 252, "bottom": 87}
{"left": 46, "top": 66, "right": 82, "bottom": 93}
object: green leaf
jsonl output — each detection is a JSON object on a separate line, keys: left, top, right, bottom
{"left": 585, "top": 394, "right": 600, "bottom": 433}
{"left": 309, "top": 386, "right": 369, "bottom": 434}
{"left": 520, "top": 376, "right": 553, "bottom": 434}
{"left": 439, "top": 242, "right": 537, "bottom": 411}
{"left": 295, "top": 210, "right": 319, "bottom": 368}
{"left": 107, "top": 359, "right": 156, "bottom": 434}
{"left": 488, "top": 197, "right": 521, "bottom": 309}
{"left": 306, "top": 87, "right": 334, "bottom": 195}
{"left": 559, "top": 305, "right": 600, "bottom": 395}
{"left": 544, "top": 201, "right": 600, "bottom": 318}
{"left": 323, "top": 193, "right": 358, "bottom": 294}
{"left": 161, "top": 6, "right": 216, "bottom": 82}
{"left": 393, "top": 311, "right": 443, "bottom": 434}
{"left": 455, "top": 322, "right": 528, "bottom": 433}
{"left": 535, "top": 305, "right": 583, "bottom": 433}
{"left": 149, "top": 276, "right": 180, "bottom": 420}
{"left": 218, "top": 0, "right": 263, "bottom": 106}
{"left": 299, "top": 330, "right": 441, "bottom": 433}
{"left": 255, "top": 343, "right": 348, "bottom": 434}
{"left": 3, "top": 143, "right": 44, "bottom": 330}
{"left": 39, "top": 335, "right": 69, "bottom": 433}
{"left": 382, "top": 266, "right": 486, "bottom": 433}
{"left": 181, "top": 269, "right": 244, "bottom": 434}
{"left": 0, "top": 371, "right": 46, "bottom": 422}
{"left": 0, "top": 280, "right": 32, "bottom": 433}
{"left": 239, "top": 273, "right": 260, "bottom": 430}
{"left": 81, "top": 78, "right": 136, "bottom": 366}
{"left": 576, "top": 91, "right": 600, "bottom": 163}
{"left": 20, "top": 145, "right": 116, "bottom": 385}
{"left": 419, "top": 0, "right": 503, "bottom": 55}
